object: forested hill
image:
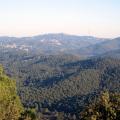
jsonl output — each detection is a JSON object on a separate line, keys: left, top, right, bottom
{"left": 0, "top": 34, "right": 107, "bottom": 55}
{"left": 0, "top": 65, "right": 22, "bottom": 119}
{"left": 0, "top": 48, "right": 120, "bottom": 116}
{"left": 1, "top": 64, "right": 120, "bottom": 120}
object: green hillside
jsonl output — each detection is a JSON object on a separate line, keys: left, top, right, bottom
{"left": 0, "top": 65, "right": 23, "bottom": 119}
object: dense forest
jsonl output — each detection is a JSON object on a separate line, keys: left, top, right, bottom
{"left": 1, "top": 64, "right": 120, "bottom": 120}
{"left": 0, "top": 47, "right": 120, "bottom": 119}
{"left": 0, "top": 65, "right": 38, "bottom": 120}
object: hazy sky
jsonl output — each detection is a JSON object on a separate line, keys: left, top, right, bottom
{"left": 0, "top": 0, "right": 120, "bottom": 38}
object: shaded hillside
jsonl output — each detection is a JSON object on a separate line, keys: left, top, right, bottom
{"left": 99, "top": 49, "right": 120, "bottom": 59}
{"left": 79, "top": 37, "right": 120, "bottom": 56}
{"left": 0, "top": 49, "right": 120, "bottom": 115}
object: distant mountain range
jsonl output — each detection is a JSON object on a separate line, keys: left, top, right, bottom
{"left": 0, "top": 33, "right": 120, "bottom": 57}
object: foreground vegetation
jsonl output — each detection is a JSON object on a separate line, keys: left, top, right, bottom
{"left": 0, "top": 65, "right": 37, "bottom": 120}
{"left": 0, "top": 65, "right": 23, "bottom": 119}
{"left": 81, "top": 91, "right": 120, "bottom": 120}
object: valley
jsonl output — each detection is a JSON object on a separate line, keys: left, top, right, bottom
{"left": 0, "top": 34, "right": 120, "bottom": 119}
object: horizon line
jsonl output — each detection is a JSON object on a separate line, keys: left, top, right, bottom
{"left": 0, "top": 32, "right": 118, "bottom": 39}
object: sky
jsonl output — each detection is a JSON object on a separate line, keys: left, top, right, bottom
{"left": 0, "top": 0, "right": 120, "bottom": 38}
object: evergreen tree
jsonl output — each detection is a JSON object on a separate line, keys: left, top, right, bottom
{"left": 80, "top": 91, "right": 120, "bottom": 120}
{"left": 0, "top": 65, "right": 23, "bottom": 120}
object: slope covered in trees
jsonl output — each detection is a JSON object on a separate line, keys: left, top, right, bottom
{"left": 0, "top": 49, "right": 120, "bottom": 114}
{"left": 81, "top": 91, "right": 120, "bottom": 120}
{"left": 0, "top": 65, "right": 23, "bottom": 119}
{"left": 0, "top": 65, "right": 38, "bottom": 120}
{"left": 0, "top": 48, "right": 120, "bottom": 119}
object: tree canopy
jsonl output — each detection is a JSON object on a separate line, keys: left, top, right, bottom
{"left": 0, "top": 65, "right": 23, "bottom": 120}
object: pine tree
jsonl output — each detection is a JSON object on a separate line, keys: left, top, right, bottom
{"left": 0, "top": 65, "right": 23, "bottom": 120}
